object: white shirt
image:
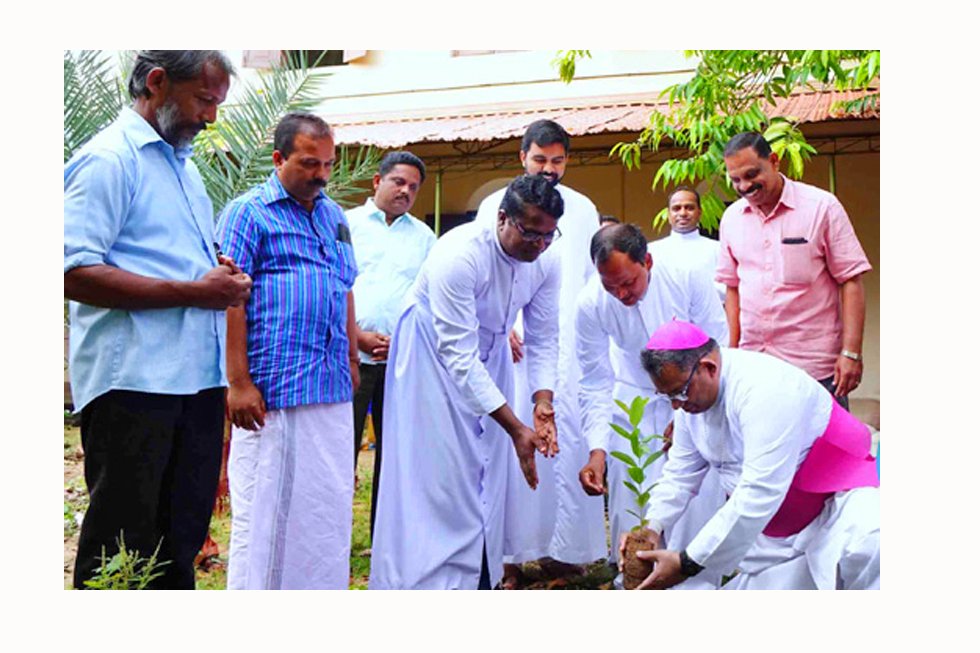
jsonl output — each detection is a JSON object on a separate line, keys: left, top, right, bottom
{"left": 347, "top": 198, "right": 436, "bottom": 364}
{"left": 650, "top": 229, "right": 726, "bottom": 303}
{"left": 409, "top": 221, "right": 560, "bottom": 414}
{"left": 576, "top": 245, "right": 729, "bottom": 452}
{"left": 645, "top": 347, "right": 834, "bottom": 575}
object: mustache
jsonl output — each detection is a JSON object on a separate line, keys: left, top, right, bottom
{"left": 308, "top": 178, "right": 327, "bottom": 189}
{"left": 738, "top": 183, "right": 762, "bottom": 196}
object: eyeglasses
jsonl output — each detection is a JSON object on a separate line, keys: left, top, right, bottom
{"left": 657, "top": 362, "right": 700, "bottom": 402}
{"left": 508, "top": 216, "right": 561, "bottom": 244}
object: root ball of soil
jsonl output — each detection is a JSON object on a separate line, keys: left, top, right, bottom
{"left": 623, "top": 531, "right": 655, "bottom": 590}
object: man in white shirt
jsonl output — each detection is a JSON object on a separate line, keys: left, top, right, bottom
{"left": 369, "top": 175, "right": 562, "bottom": 590}
{"left": 622, "top": 320, "right": 880, "bottom": 590}
{"left": 575, "top": 224, "right": 728, "bottom": 586}
{"left": 474, "top": 119, "right": 605, "bottom": 583}
{"left": 347, "top": 151, "right": 435, "bottom": 539}
{"left": 649, "top": 186, "right": 726, "bottom": 304}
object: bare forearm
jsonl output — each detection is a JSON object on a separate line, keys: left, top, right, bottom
{"left": 346, "top": 291, "right": 359, "bottom": 362}
{"left": 840, "top": 275, "right": 866, "bottom": 353}
{"left": 226, "top": 305, "right": 252, "bottom": 386}
{"left": 65, "top": 265, "right": 203, "bottom": 309}
{"left": 489, "top": 402, "right": 523, "bottom": 437}
{"left": 724, "top": 285, "right": 741, "bottom": 348}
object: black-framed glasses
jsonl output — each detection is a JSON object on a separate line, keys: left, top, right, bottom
{"left": 657, "top": 361, "right": 700, "bottom": 402}
{"left": 508, "top": 216, "right": 561, "bottom": 244}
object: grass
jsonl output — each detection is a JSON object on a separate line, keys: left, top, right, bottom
{"left": 66, "top": 424, "right": 610, "bottom": 590}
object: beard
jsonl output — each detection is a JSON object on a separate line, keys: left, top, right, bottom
{"left": 155, "top": 100, "right": 204, "bottom": 150}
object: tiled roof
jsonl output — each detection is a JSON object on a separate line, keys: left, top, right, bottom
{"left": 326, "top": 88, "right": 879, "bottom": 148}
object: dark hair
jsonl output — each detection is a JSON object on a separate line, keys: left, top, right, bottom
{"left": 590, "top": 222, "right": 647, "bottom": 265}
{"left": 724, "top": 132, "right": 771, "bottom": 158}
{"left": 273, "top": 113, "right": 333, "bottom": 158}
{"left": 128, "top": 50, "right": 235, "bottom": 100}
{"left": 640, "top": 338, "right": 719, "bottom": 381}
{"left": 379, "top": 151, "right": 426, "bottom": 183}
{"left": 499, "top": 174, "right": 564, "bottom": 222}
{"left": 667, "top": 185, "right": 701, "bottom": 208}
{"left": 599, "top": 214, "right": 621, "bottom": 226}
{"left": 521, "top": 119, "right": 570, "bottom": 154}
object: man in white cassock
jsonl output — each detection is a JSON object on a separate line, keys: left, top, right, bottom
{"left": 649, "top": 186, "right": 726, "bottom": 304}
{"left": 622, "top": 320, "right": 880, "bottom": 590}
{"left": 474, "top": 119, "right": 605, "bottom": 584}
{"left": 576, "top": 224, "right": 728, "bottom": 588}
{"left": 369, "top": 175, "right": 563, "bottom": 590}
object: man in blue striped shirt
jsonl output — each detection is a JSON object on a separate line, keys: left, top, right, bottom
{"left": 217, "top": 113, "right": 359, "bottom": 589}
{"left": 347, "top": 150, "right": 435, "bottom": 542}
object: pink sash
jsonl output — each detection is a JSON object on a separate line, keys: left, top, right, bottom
{"left": 762, "top": 401, "right": 879, "bottom": 538}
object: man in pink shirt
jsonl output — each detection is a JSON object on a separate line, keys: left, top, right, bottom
{"left": 717, "top": 132, "right": 871, "bottom": 409}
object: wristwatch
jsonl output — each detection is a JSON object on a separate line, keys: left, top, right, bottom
{"left": 841, "top": 349, "right": 862, "bottom": 362}
{"left": 679, "top": 549, "right": 704, "bottom": 577}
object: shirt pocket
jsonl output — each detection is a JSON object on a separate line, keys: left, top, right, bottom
{"left": 780, "top": 238, "right": 818, "bottom": 285}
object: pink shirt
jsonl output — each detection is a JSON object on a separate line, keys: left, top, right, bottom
{"left": 716, "top": 176, "right": 871, "bottom": 380}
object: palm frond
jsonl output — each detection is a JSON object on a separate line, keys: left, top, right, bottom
{"left": 64, "top": 50, "right": 125, "bottom": 162}
{"left": 193, "top": 51, "right": 378, "bottom": 214}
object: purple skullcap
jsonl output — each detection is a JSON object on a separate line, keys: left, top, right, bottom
{"left": 645, "top": 318, "right": 710, "bottom": 351}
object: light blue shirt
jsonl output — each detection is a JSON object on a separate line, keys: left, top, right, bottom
{"left": 64, "top": 107, "right": 225, "bottom": 411}
{"left": 347, "top": 198, "right": 436, "bottom": 364}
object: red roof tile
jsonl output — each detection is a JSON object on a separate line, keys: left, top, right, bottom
{"left": 325, "top": 88, "right": 879, "bottom": 148}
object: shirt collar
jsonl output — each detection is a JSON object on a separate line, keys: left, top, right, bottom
{"left": 363, "top": 197, "right": 410, "bottom": 226}
{"left": 261, "top": 171, "right": 327, "bottom": 208}
{"left": 740, "top": 174, "right": 796, "bottom": 220}
{"left": 670, "top": 229, "right": 702, "bottom": 241}
{"left": 120, "top": 106, "right": 193, "bottom": 160}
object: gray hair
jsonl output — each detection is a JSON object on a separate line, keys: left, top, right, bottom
{"left": 640, "top": 339, "right": 718, "bottom": 381}
{"left": 128, "top": 50, "right": 235, "bottom": 100}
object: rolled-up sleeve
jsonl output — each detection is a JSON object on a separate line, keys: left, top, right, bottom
{"left": 428, "top": 256, "right": 506, "bottom": 415}
{"left": 822, "top": 199, "right": 872, "bottom": 284}
{"left": 64, "top": 150, "right": 130, "bottom": 273}
{"left": 715, "top": 210, "right": 740, "bottom": 287}
{"left": 523, "top": 255, "right": 560, "bottom": 397}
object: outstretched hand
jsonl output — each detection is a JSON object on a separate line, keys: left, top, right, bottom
{"left": 511, "top": 425, "right": 549, "bottom": 489}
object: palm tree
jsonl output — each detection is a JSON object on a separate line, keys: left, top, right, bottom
{"left": 63, "top": 50, "right": 379, "bottom": 214}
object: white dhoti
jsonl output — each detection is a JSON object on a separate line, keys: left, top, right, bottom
{"left": 227, "top": 402, "right": 354, "bottom": 590}
{"left": 369, "top": 307, "right": 514, "bottom": 590}
{"left": 724, "top": 487, "right": 880, "bottom": 590}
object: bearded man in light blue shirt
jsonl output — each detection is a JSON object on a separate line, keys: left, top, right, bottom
{"left": 64, "top": 50, "right": 252, "bottom": 589}
{"left": 347, "top": 151, "right": 435, "bottom": 540}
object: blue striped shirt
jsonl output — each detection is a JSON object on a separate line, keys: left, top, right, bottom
{"left": 216, "top": 173, "right": 358, "bottom": 410}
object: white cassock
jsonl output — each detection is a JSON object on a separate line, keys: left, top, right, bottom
{"left": 646, "top": 348, "right": 880, "bottom": 590}
{"left": 650, "top": 230, "right": 726, "bottom": 304}
{"left": 475, "top": 183, "right": 606, "bottom": 565}
{"left": 576, "top": 245, "right": 729, "bottom": 580}
{"left": 368, "top": 222, "right": 559, "bottom": 590}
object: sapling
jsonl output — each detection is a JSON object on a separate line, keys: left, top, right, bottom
{"left": 610, "top": 395, "right": 664, "bottom": 590}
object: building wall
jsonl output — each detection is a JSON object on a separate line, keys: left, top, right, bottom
{"left": 360, "top": 132, "right": 880, "bottom": 402}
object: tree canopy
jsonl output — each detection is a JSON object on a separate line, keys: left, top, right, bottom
{"left": 554, "top": 50, "right": 880, "bottom": 231}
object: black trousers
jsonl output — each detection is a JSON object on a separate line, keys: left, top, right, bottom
{"left": 73, "top": 388, "right": 225, "bottom": 590}
{"left": 353, "top": 362, "right": 386, "bottom": 539}
{"left": 818, "top": 376, "right": 850, "bottom": 411}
